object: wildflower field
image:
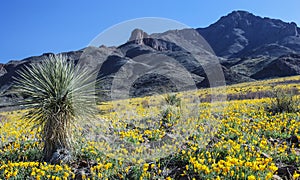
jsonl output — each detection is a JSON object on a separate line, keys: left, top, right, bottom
{"left": 1, "top": 76, "right": 300, "bottom": 180}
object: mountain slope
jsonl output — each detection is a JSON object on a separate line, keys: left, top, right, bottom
{"left": 251, "top": 54, "right": 300, "bottom": 79}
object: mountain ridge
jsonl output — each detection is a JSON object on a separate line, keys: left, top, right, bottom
{"left": 1, "top": 10, "right": 300, "bottom": 106}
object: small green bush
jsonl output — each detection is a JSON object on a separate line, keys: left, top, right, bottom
{"left": 164, "top": 93, "right": 181, "bottom": 107}
{"left": 265, "top": 87, "right": 300, "bottom": 114}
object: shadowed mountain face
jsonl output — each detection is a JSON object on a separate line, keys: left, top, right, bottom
{"left": 1, "top": 10, "right": 300, "bottom": 106}
{"left": 251, "top": 54, "right": 300, "bottom": 79}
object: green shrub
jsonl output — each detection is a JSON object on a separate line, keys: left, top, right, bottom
{"left": 160, "top": 105, "right": 181, "bottom": 130}
{"left": 265, "top": 87, "right": 300, "bottom": 114}
{"left": 164, "top": 93, "right": 181, "bottom": 107}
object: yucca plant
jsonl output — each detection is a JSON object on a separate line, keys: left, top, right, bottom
{"left": 12, "top": 54, "right": 99, "bottom": 162}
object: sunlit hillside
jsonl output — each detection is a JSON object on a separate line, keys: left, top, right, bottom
{"left": 1, "top": 76, "right": 300, "bottom": 179}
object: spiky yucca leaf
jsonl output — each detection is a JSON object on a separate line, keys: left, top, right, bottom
{"left": 13, "top": 54, "right": 99, "bottom": 161}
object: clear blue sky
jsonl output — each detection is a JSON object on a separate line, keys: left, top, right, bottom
{"left": 1, "top": 0, "right": 299, "bottom": 63}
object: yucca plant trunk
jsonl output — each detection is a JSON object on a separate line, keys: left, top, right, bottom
{"left": 43, "top": 114, "right": 72, "bottom": 162}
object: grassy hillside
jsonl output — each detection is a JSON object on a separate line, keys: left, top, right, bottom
{"left": 1, "top": 76, "right": 300, "bottom": 179}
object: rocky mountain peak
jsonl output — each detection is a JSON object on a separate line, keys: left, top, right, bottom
{"left": 197, "top": 10, "right": 300, "bottom": 58}
{"left": 225, "top": 10, "right": 255, "bottom": 20}
{"left": 128, "top": 28, "right": 149, "bottom": 45}
{"left": 218, "top": 10, "right": 299, "bottom": 34}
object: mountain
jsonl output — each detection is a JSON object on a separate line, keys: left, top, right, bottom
{"left": 1, "top": 10, "right": 300, "bottom": 107}
{"left": 197, "top": 10, "right": 300, "bottom": 58}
